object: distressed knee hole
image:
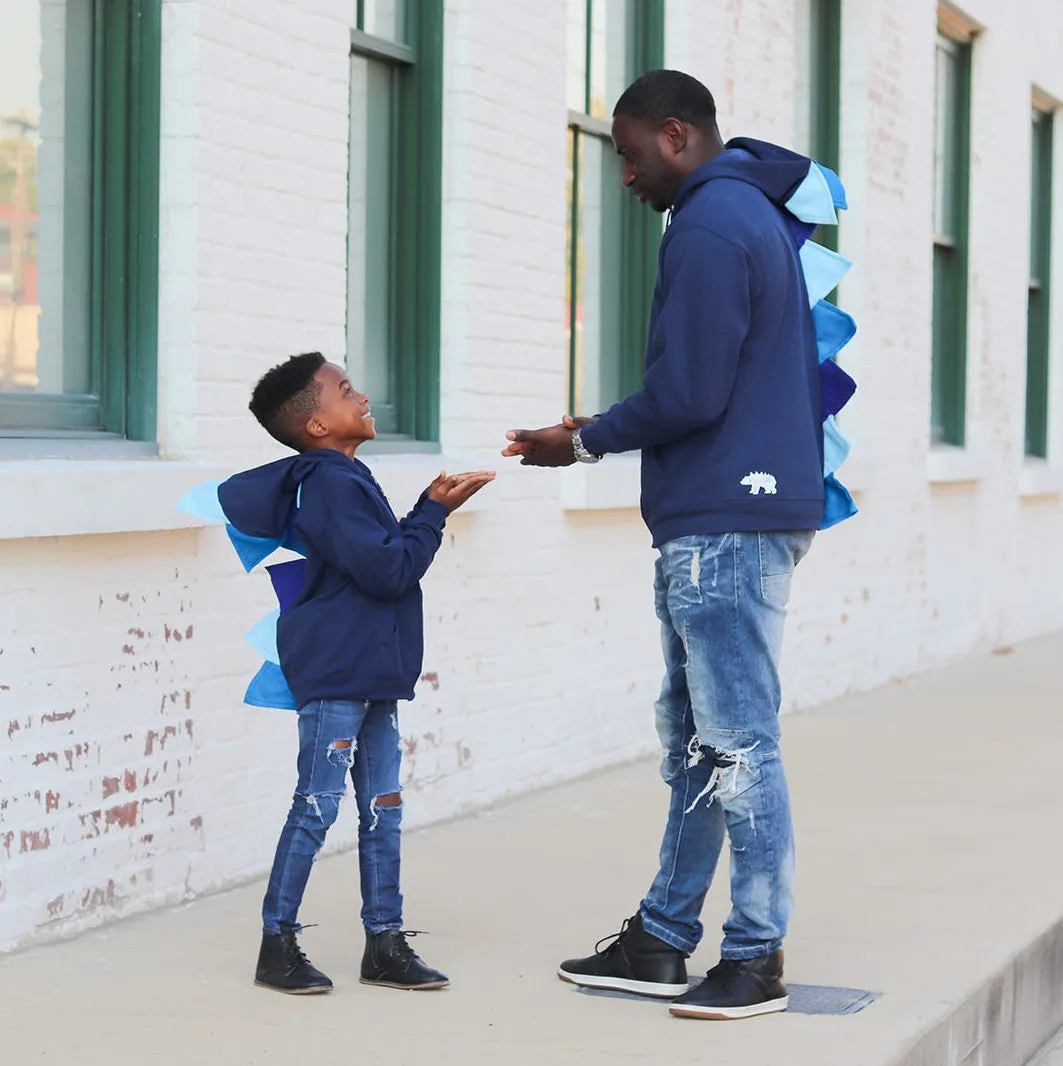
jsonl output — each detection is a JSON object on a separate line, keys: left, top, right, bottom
{"left": 374, "top": 792, "right": 401, "bottom": 808}
{"left": 327, "top": 738, "right": 356, "bottom": 768}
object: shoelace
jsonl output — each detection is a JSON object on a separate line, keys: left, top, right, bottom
{"left": 592, "top": 917, "right": 633, "bottom": 958}
{"left": 392, "top": 929, "right": 428, "bottom": 966}
{"left": 279, "top": 930, "right": 310, "bottom": 969}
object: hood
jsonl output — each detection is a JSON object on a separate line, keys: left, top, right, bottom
{"left": 673, "top": 138, "right": 842, "bottom": 224}
{"left": 218, "top": 448, "right": 359, "bottom": 540}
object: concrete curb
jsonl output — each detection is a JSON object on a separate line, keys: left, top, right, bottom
{"left": 895, "top": 914, "right": 1063, "bottom": 1066}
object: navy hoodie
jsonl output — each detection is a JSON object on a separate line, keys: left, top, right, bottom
{"left": 217, "top": 449, "right": 447, "bottom": 708}
{"left": 579, "top": 139, "right": 825, "bottom": 547}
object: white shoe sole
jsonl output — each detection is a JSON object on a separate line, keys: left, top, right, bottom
{"left": 557, "top": 967, "right": 689, "bottom": 999}
{"left": 670, "top": 994, "right": 789, "bottom": 1020}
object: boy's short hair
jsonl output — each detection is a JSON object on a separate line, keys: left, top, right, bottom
{"left": 249, "top": 352, "right": 327, "bottom": 450}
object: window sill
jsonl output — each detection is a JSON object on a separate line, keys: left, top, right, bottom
{"left": 368, "top": 453, "right": 491, "bottom": 515}
{"left": 926, "top": 446, "right": 986, "bottom": 485}
{"left": 1018, "top": 460, "right": 1063, "bottom": 499}
{"left": 0, "top": 458, "right": 230, "bottom": 541}
{"left": 562, "top": 454, "right": 641, "bottom": 511}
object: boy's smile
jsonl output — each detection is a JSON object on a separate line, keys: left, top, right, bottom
{"left": 306, "top": 362, "right": 376, "bottom": 455}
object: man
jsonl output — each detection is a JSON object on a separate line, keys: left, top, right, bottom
{"left": 502, "top": 69, "right": 854, "bottom": 1020}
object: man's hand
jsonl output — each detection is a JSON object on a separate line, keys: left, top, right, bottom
{"left": 427, "top": 471, "right": 496, "bottom": 512}
{"left": 501, "top": 422, "right": 579, "bottom": 467}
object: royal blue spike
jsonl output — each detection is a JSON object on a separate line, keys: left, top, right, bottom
{"left": 267, "top": 558, "right": 308, "bottom": 612}
{"left": 823, "top": 474, "right": 857, "bottom": 529}
{"left": 812, "top": 300, "right": 857, "bottom": 363}
{"left": 823, "top": 416, "right": 851, "bottom": 477}
{"left": 225, "top": 525, "right": 283, "bottom": 573}
{"left": 244, "top": 661, "right": 297, "bottom": 710}
{"left": 785, "top": 162, "right": 838, "bottom": 225}
{"left": 800, "top": 242, "right": 852, "bottom": 306}
{"left": 176, "top": 478, "right": 230, "bottom": 523}
{"left": 786, "top": 215, "right": 817, "bottom": 249}
{"left": 246, "top": 608, "right": 281, "bottom": 665}
{"left": 820, "top": 358, "right": 857, "bottom": 420}
{"left": 815, "top": 164, "right": 848, "bottom": 211}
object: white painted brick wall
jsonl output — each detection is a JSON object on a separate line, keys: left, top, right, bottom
{"left": 2, "top": 0, "right": 1062, "bottom": 951}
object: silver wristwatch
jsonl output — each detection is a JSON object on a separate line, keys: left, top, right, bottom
{"left": 572, "top": 429, "right": 602, "bottom": 464}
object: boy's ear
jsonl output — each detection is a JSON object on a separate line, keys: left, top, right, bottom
{"left": 305, "top": 415, "right": 329, "bottom": 439}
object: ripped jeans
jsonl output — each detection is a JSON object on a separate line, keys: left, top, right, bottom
{"left": 262, "top": 698, "right": 404, "bottom": 935}
{"left": 640, "top": 531, "right": 814, "bottom": 960}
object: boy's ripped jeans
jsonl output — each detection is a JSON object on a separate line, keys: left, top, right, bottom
{"left": 262, "top": 698, "right": 404, "bottom": 934}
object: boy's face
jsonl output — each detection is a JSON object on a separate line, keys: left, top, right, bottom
{"left": 306, "top": 362, "right": 376, "bottom": 449}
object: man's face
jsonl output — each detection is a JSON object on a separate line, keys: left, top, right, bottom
{"left": 611, "top": 112, "right": 680, "bottom": 214}
{"left": 310, "top": 362, "right": 376, "bottom": 444}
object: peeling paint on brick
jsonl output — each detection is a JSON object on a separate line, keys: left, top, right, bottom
{"left": 20, "top": 829, "right": 51, "bottom": 853}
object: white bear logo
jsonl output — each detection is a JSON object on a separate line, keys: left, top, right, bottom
{"left": 741, "top": 471, "right": 778, "bottom": 496}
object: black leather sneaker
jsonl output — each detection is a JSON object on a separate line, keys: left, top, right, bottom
{"left": 558, "top": 914, "right": 689, "bottom": 998}
{"left": 669, "top": 950, "right": 788, "bottom": 1019}
{"left": 254, "top": 929, "right": 333, "bottom": 994}
{"left": 360, "top": 930, "right": 449, "bottom": 990}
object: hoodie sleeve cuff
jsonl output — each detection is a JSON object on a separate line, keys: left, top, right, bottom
{"left": 578, "top": 421, "right": 613, "bottom": 456}
{"left": 415, "top": 498, "right": 450, "bottom": 527}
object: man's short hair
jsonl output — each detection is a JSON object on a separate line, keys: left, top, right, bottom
{"left": 249, "top": 351, "right": 327, "bottom": 451}
{"left": 614, "top": 69, "right": 718, "bottom": 131}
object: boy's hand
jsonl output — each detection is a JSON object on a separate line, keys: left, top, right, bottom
{"left": 427, "top": 471, "right": 496, "bottom": 512}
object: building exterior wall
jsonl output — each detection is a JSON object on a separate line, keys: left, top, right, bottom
{"left": 1, "top": 0, "right": 1061, "bottom": 952}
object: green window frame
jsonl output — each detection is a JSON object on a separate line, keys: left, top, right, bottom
{"left": 931, "top": 31, "right": 972, "bottom": 448}
{"left": 347, "top": 0, "right": 443, "bottom": 443}
{"left": 0, "top": 0, "right": 161, "bottom": 441}
{"left": 808, "top": 0, "right": 841, "bottom": 255}
{"left": 1025, "top": 104, "right": 1055, "bottom": 459}
{"left": 565, "top": 0, "right": 664, "bottom": 417}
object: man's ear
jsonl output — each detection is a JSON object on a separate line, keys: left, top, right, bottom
{"left": 660, "top": 117, "right": 689, "bottom": 159}
{"left": 305, "top": 416, "right": 329, "bottom": 439}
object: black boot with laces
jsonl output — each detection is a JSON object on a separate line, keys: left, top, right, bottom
{"left": 254, "top": 929, "right": 333, "bottom": 994}
{"left": 669, "top": 951, "right": 788, "bottom": 1019}
{"left": 558, "top": 913, "right": 689, "bottom": 998}
{"left": 360, "top": 929, "right": 449, "bottom": 990}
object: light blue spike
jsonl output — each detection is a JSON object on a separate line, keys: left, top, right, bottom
{"left": 176, "top": 479, "right": 229, "bottom": 523}
{"left": 246, "top": 608, "right": 281, "bottom": 665}
{"left": 244, "top": 661, "right": 297, "bottom": 710}
{"left": 823, "top": 416, "right": 851, "bottom": 476}
{"left": 816, "top": 163, "right": 848, "bottom": 210}
{"left": 225, "top": 524, "right": 283, "bottom": 573}
{"left": 785, "top": 162, "right": 838, "bottom": 225}
{"left": 800, "top": 242, "right": 852, "bottom": 306}
{"left": 812, "top": 300, "right": 857, "bottom": 363}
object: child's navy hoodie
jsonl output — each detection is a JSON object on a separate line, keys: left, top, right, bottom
{"left": 217, "top": 449, "right": 447, "bottom": 709}
{"left": 579, "top": 139, "right": 825, "bottom": 547}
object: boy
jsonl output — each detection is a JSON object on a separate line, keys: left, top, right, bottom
{"left": 220, "top": 351, "right": 493, "bottom": 995}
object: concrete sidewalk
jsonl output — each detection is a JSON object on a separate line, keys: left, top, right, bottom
{"left": 2, "top": 633, "right": 1062, "bottom": 1066}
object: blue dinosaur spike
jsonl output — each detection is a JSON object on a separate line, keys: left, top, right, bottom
{"left": 820, "top": 359, "right": 857, "bottom": 420}
{"left": 812, "top": 300, "right": 857, "bottom": 363}
{"left": 176, "top": 479, "right": 229, "bottom": 523}
{"left": 246, "top": 608, "right": 281, "bottom": 665}
{"left": 822, "top": 416, "right": 851, "bottom": 477}
{"left": 815, "top": 164, "right": 848, "bottom": 211}
{"left": 267, "top": 558, "right": 308, "bottom": 612}
{"left": 244, "top": 661, "right": 297, "bottom": 710}
{"left": 823, "top": 475, "right": 857, "bottom": 529}
{"left": 785, "top": 162, "right": 839, "bottom": 225}
{"left": 786, "top": 216, "right": 817, "bottom": 249}
{"left": 799, "top": 242, "right": 852, "bottom": 306}
{"left": 225, "top": 525, "right": 285, "bottom": 573}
